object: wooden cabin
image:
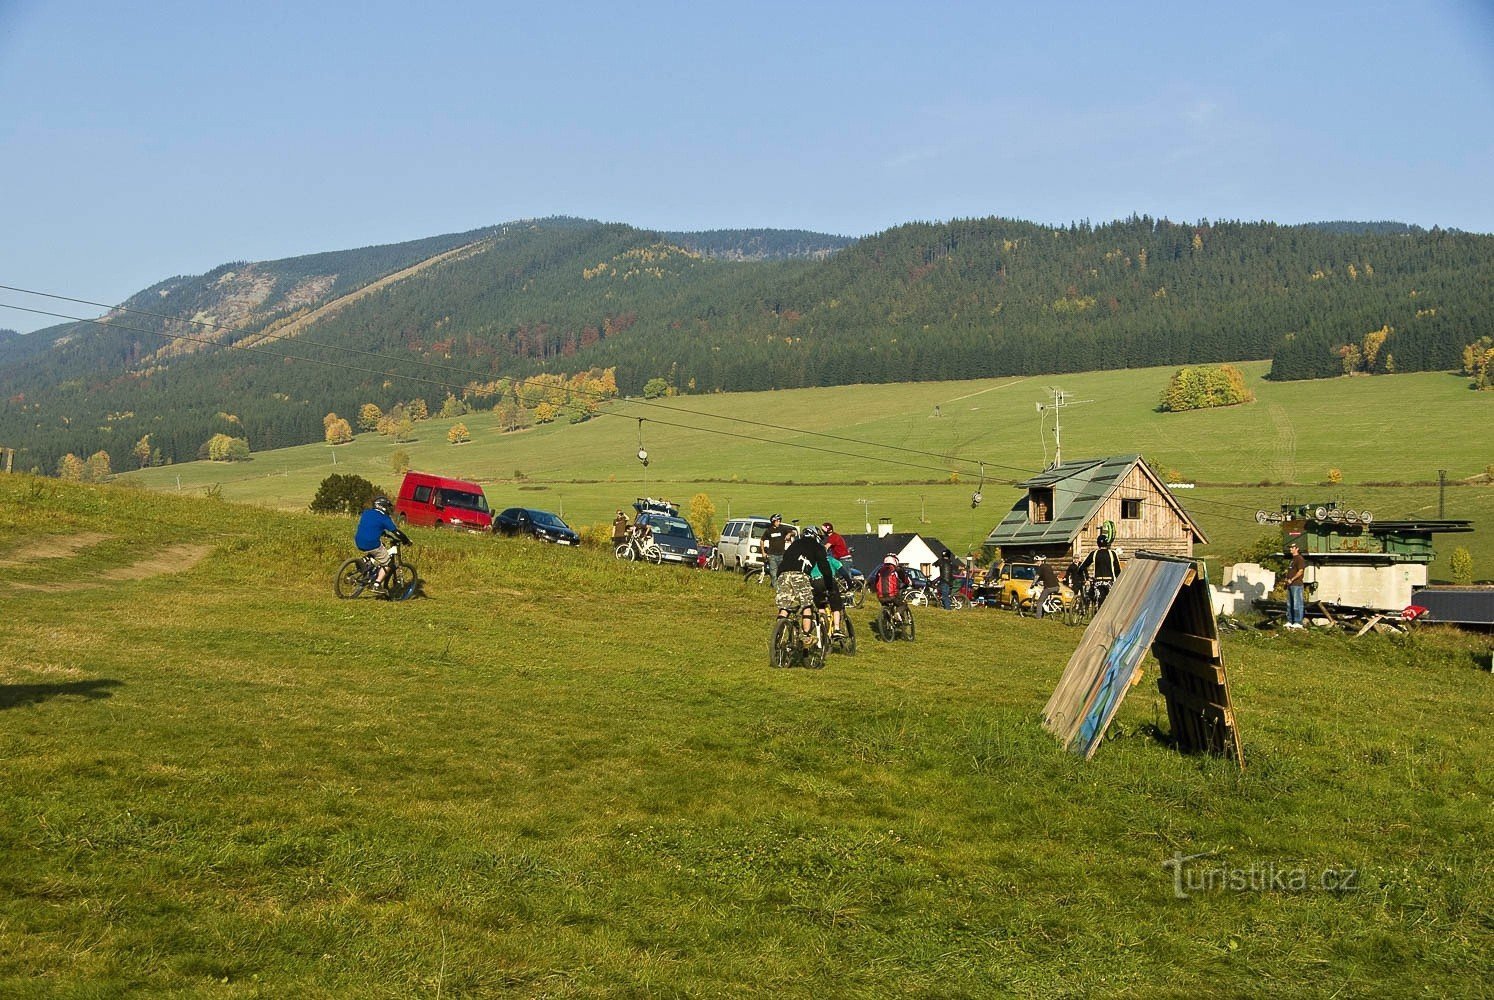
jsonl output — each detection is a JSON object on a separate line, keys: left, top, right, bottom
{"left": 984, "top": 454, "right": 1207, "bottom": 563}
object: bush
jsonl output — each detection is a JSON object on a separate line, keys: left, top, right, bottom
{"left": 310, "top": 474, "right": 386, "bottom": 515}
{"left": 1159, "top": 364, "right": 1255, "bottom": 412}
{"left": 1449, "top": 547, "right": 1474, "bottom": 586}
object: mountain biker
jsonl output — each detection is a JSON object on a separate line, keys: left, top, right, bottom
{"left": 821, "top": 521, "right": 854, "bottom": 589}
{"left": 1079, "top": 535, "right": 1122, "bottom": 605}
{"left": 355, "top": 496, "right": 411, "bottom": 591}
{"left": 867, "top": 553, "right": 912, "bottom": 623}
{"left": 1032, "top": 554, "right": 1062, "bottom": 618}
{"left": 776, "top": 524, "right": 845, "bottom": 641}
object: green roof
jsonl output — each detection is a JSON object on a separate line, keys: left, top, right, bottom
{"left": 984, "top": 454, "right": 1202, "bottom": 548}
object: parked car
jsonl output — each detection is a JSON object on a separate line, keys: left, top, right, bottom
{"left": 394, "top": 471, "right": 493, "bottom": 532}
{"left": 636, "top": 511, "right": 701, "bottom": 565}
{"left": 995, "top": 561, "right": 1073, "bottom": 611}
{"left": 715, "top": 516, "right": 773, "bottom": 571}
{"left": 493, "top": 507, "right": 580, "bottom": 545}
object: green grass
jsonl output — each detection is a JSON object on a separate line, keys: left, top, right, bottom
{"left": 122, "top": 362, "right": 1494, "bottom": 581}
{"left": 2, "top": 475, "right": 1491, "bottom": 997}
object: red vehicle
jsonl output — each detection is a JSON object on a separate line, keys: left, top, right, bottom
{"left": 393, "top": 471, "right": 493, "bottom": 532}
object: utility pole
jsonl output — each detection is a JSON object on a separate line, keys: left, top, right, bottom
{"left": 1035, "top": 387, "right": 1093, "bottom": 468}
{"left": 1, "top": 446, "right": 12, "bottom": 474}
{"left": 857, "top": 498, "right": 874, "bottom": 534}
{"left": 1438, "top": 469, "right": 1447, "bottom": 518}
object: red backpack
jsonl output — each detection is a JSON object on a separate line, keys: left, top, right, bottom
{"left": 872, "top": 565, "right": 902, "bottom": 601}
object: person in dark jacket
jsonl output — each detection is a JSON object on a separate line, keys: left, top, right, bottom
{"left": 936, "top": 549, "right": 958, "bottom": 609}
{"left": 762, "top": 514, "right": 794, "bottom": 582}
{"left": 1032, "top": 555, "right": 1062, "bottom": 618}
{"left": 1079, "top": 535, "right": 1122, "bottom": 605}
{"left": 776, "top": 525, "right": 846, "bottom": 637}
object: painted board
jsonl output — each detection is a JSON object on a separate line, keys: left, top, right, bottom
{"left": 1043, "top": 555, "right": 1195, "bottom": 759}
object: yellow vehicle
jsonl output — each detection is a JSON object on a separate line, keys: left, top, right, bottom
{"left": 997, "top": 562, "right": 1074, "bottom": 615}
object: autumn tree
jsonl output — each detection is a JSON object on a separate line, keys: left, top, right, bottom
{"left": 57, "top": 452, "right": 85, "bottom": 481}
{"left": 358, "top": 403, "right": 384, "bottom": 431}
{"left": 131, "top": 434, "right": 153, "bottom": 469}
{"left": 325, "top": 417, "right": 353, "bottom": 445}
{"left": 1159, "top": 364, "right": 1255, "bottom": 412}
{"left": 447, "top": 422, "right": 471, "bottom": 444}
{"left": 85, "top": 450, "right": 113, "bottom": 482}
{"left": 687, "top": 492, "right": 717, "bottom": 542}
{"left": 390, "top": 449, "right": 411, "bottom": 475}
{"left": 206, "top": 434, "right": 251, "bottom": 461}
{"left": 407, "top": 398, "right": 429, "bottom": 421}
{"left": 439, "top": 394, "right": 468, "bottom": 418}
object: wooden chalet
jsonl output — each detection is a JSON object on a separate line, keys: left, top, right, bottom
{"left": 984, "top": 454, "right": 1207, "bottom": 563}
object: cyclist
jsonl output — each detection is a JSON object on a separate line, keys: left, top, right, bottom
{"left": 355, "top": 497, "right": 411, "bottom": 592}
{"left": 775, "top": 524, "right": 845, "bottom": 642}
{"left": 1079, "top": 535, "right": 1122, "bottom": 606}
{"left": 1031, "top": 554, "right": 1062, "bottom": 618}
{"left": 867, "top": 553, "right": 912, "bottom": 626}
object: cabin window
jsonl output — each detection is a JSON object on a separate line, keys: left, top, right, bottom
{"left": 1029, "top": 488, "right": 1053, "bottom": 523}
{"left": 1121, "top": 498, "right": 1142, "bottom": 520}
{"left": 413, "top": 485, "right": 433, "bottom": 503}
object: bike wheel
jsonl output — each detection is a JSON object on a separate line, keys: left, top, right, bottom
{"left": 386, "top": 563, "right": 419, "bottom": 601}
{"left": 879, "top": 606, "right": 895, "bottom": 641}
{"left": 644, "top": 544, "right": 664, "bottom": 565}
{"left": 335, "top": 559, "right": 366, "bottom": 599}
{"left": 836, "top": 615, "right": 857, "bottom": 656}
{"left": 805, "top": 616, "right": 828, "bottom": 669}
{"left": 904, "top": 610, "right": 916, "bottom": 641}
{"left": 951, "top": 594, "right": 968, "bottom": 610}
{"left": 770, "top": 617, "right": 796, "bottom": 668}
{"left": 1043, "top": 594, "right": 1065, "bottom": 617}
{"left": 615, "top": 543, "right": 635, "bottom": 561}
{"left": 708, "top": 551, "right": 724, "bottom": 571}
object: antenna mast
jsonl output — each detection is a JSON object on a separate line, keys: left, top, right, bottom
{"left": 1035, "top": 387, "right": 1093, "bottom": 468}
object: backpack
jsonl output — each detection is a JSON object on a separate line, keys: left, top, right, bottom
{"left": 872, "top": 565, "right": 902, "bottom": 601}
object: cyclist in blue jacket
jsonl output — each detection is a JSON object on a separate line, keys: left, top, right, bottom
{"left": 355, "top": 497, "right": 411, "bottom": 591}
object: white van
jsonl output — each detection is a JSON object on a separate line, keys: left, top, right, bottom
{"left": 715, "top": 516, "right": 773, "bottom": 571}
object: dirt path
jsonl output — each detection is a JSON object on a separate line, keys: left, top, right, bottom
{"left": 9, "top": 543, "right": 214, "bottom": 592}
{"left": 0, "top": 531, "right": 110, "bottom": 567}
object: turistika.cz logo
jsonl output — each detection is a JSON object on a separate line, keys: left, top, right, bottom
{"left": 1164, "top": 852, "right": 1359, "bottom": 899}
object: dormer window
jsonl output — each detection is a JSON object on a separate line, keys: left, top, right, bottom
{"left": 1029, "top": 487, "right": 1053, "bottom": 523}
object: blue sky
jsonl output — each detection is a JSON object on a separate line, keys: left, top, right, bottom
{"left": 2, "top": 0, "right": 1491, "bottom": 332}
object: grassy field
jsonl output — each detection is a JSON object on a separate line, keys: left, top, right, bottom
{"left": 122, "top": 363, "right": 1494, "bottom": 580}
{"left": 2, "top": 475, "right": 1491, "bottom": 997}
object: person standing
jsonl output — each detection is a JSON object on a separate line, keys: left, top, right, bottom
{"left": 1283, "top": 541, "right": 1307, "bottom": 629}
{"left": 762, "top": 513, "right": 793, "bottom": 582}
{"left": 611, "top": 509, "right": 631, "bottom": 549}
{"left": 936, "top": 548, "right": 957, "bottom": 610}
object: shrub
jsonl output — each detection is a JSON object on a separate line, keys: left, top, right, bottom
{"left": 1159, "top": 364, "right": 1255, "bottom": 412}
{"left": 1449, "top": 547, "right": 1474, "bottom": 586}
{"left": 390, "top": 450, "right": 410, "bottom": 475}
{"left": 310, "top": 474, "right": 385, "bottom": 515}
{"left": 1327, "top": 468, "right": 1343, "bottom": 484}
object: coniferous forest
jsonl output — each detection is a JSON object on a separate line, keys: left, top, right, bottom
{"left": 2, "top": 215, "right": 1491, "bottom": 475}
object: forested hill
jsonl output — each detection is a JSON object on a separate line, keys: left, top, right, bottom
{"left": 2, "top": 215, "right": 1491, "bottom": 474}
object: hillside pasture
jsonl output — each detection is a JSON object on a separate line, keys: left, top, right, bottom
{"left": 122, "top": 363, "right": 1494, "bottom": 580}
{"left": 1, "top": 476, "right": 1490, "bottom": 996}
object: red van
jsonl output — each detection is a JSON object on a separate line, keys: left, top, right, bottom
{"left": 394, "top": 471, "right": 493, "bottom": 532}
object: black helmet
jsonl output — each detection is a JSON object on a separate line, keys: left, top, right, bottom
{"left": 373, "top": 496, "right": 393, "bottom": 515}
{"left": 1097, "top": 535, "right": 1110, "bottom": 548}
{"left": 801, "top": 525, "right": 824, "bottom": 543}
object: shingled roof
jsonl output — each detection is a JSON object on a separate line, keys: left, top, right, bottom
{"left": 984, "top": 453, "right": 1206, "bottom": 548}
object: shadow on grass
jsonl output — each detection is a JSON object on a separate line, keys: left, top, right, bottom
{"left": 0, "top": 678, "right": 122, "bottom": 710}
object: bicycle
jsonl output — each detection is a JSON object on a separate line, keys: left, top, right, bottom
{"left": 335, "top": 540, "right": 419, "bottom": 601}
{"left": 743, "top": 561, "right": 772, "bottom": 586}
{"left": 1062, "top": 582, "right": 1098, "bottom": 627}
{"left": 1013, "top": 588, "right": 1065, "bottom": 619}
{"left": 877, "top": 600, "right": 916, "bottom": 641}
{"left": 615, "top": 534, "right": 664, "bottom": 564}
{"left": 770, "top": 602, "right": 829, "bottom": 669}
{"left": 836, "top": 571, "right": 866, "bottom": 609}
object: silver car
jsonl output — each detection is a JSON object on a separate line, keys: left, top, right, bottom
{"left": 715, "top": 516, "right": 773, "bottom": 571}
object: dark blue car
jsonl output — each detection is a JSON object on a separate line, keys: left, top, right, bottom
{"left": 494, "top": 507, "right": 580, "bottom": 545}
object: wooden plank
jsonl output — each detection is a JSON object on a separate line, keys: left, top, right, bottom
{"left": 1353, "top": 614, "right": 1383, "bottom": 638}
{"left": 1157, "top": 677, "right": 1234, "bottom": 717}
{"left": 1153, "top": 628, "right": 1220, "bottom": 660}
{"left": 1152, "top": 647, "right": 1226, "bottom": 685}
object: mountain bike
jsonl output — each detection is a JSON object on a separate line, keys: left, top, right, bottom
{"left": 335, "top": 540, "right": 419, "bottom": 601}
{"left": 771, "top": 602, "right": 829, "bottom": 669}
{"left": 1062, "top": 581, "right": 1099, "bottom": 627}
{"left": 878, "top": 600, "right": 915, "bottom": 641}
{"left": 836, "top": 571, "right": 865, "bottom": 609}
{"left": 615, "top": 534, "right": 664, "bottom": 564}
